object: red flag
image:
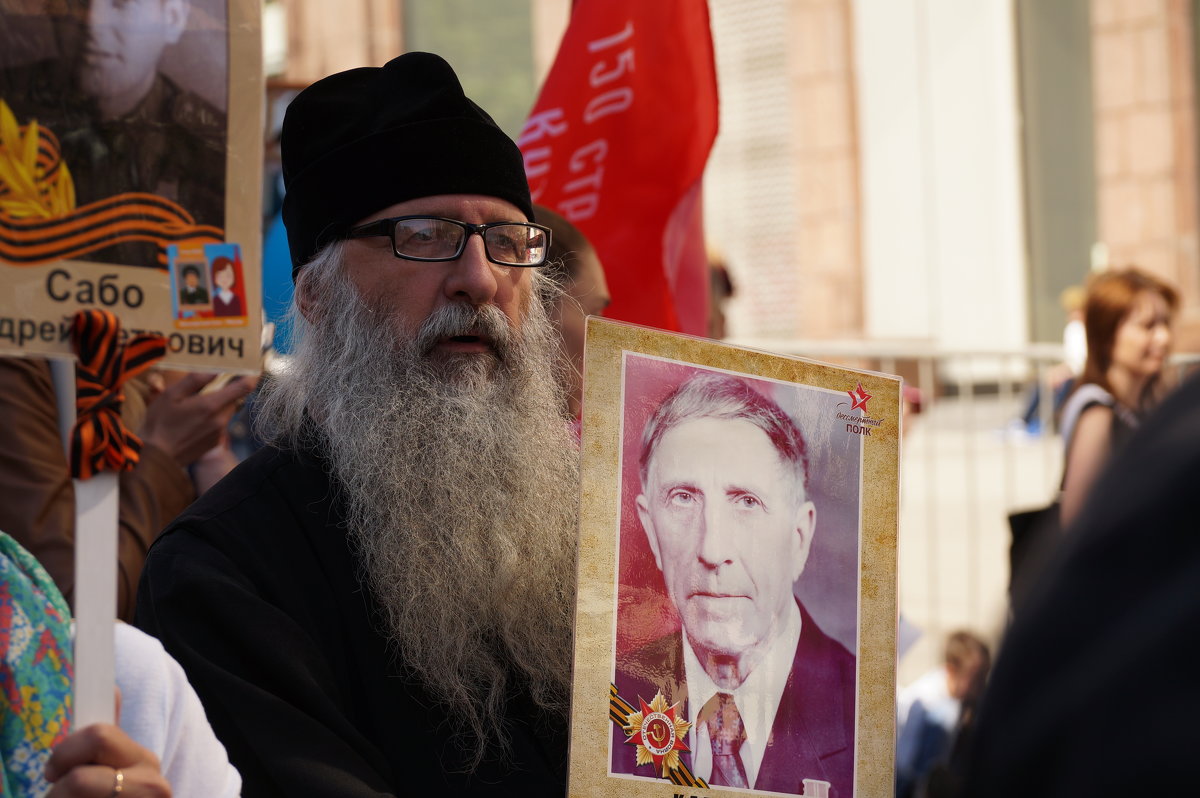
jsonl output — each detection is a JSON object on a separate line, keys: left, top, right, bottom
{"left": 519, "top": 0, "right": 718, "bottom": 334}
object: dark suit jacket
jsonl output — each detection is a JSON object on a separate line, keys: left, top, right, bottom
{"left": 612, "top": 601, "right": 856, "bottom": 797}
{"left": 180, "top": 286, "right": 209, "bottom": 305}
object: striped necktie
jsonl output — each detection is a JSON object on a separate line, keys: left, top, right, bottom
{"left": 701, "top": 692, "right": 749, "bottom": 788}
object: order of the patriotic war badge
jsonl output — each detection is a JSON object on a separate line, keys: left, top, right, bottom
{"left": 611, "top": 686, "right": 703, "bottom": 784}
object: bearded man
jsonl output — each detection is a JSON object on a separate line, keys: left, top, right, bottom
{"left": 135, "top": 53, "right": 580, "bottom": 797}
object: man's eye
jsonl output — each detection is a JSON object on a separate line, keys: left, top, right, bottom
{"left": 734, "top": 494, "right": 762, "bottom": 510}
{"left": 395, "top": 222, "right": 455, "bottom": 252}
{"left": 491, "top": 233, "right": 523, "bottom": 256}
{"left": 667, "top": 490, "right": 697, "bottom": 507}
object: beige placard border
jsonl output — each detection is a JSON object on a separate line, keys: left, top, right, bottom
{"left": 568, "top": 318, "right": 899, "bottom": 798}
{"left": 0, "top": 0, "right": 263, "bottom": 374}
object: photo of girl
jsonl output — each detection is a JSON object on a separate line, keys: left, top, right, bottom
{"left": 211, "top": 255, "right": 244, "bottom": 318}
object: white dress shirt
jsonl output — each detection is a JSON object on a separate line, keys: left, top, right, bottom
{"left": 682, "top": 602, "right": 802, "bottom": 788}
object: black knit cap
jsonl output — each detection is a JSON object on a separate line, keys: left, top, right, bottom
{"left": 281, "top": 52, "right": 534, "bottom": 277}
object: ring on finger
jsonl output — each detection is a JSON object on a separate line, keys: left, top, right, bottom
{"left": 111, "top": 767, "right": 124, "bottom": 796}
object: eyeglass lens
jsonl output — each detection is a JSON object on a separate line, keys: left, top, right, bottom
{"left": 392, "top": 218, "right": 547, "bottom": 266}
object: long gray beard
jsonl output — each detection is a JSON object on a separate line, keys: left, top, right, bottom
{"left": 255, "top": 246, "right": 580, "bottom": 766}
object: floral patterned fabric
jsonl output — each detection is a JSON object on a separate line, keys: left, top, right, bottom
{"left": 0, "top": 532, "right": 73, "bottom": 797}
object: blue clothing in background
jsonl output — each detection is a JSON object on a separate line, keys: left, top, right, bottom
{"left": 262, "top": 211, "right": 294, "bottom": 355}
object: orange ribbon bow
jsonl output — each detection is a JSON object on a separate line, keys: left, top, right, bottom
{"left": 69, "top": 309, "right": 167, "bottom": 480}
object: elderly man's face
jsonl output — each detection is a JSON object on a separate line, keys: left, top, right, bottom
{"left": 53, "top": 0, "right": 188, "bottom": 118}
{"left": 637, "top": 417, "right": 814, "bottom": 666}
{"left": 341, "top": 194, "right": 534, "bottom": 355}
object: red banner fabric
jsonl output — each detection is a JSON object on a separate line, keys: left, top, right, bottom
{"left": 519, "top": 0, "right": 719, "bottom": 335}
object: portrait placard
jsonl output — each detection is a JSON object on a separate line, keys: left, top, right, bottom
{"left": 0, "top": 0, "right": 263, "bottom": 371}
{"left": 570, "top": 318, "right": 899, "bottom": 798}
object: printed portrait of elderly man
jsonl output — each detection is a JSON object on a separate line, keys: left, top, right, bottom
{"left": 612, "top": 365, "right": 858, "bottom": 798}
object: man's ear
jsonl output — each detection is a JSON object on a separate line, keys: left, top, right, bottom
{"left": 790, "top": 499, "right": 817, "bottom": 583}
{"left": 162, "top": 0, "right": 190, "bottom": 45}
{"left": 295, "top": 276, "right": 322, "bottom": 324}
{"left": 636, "top": 493, "right": 665, "bottom": 573}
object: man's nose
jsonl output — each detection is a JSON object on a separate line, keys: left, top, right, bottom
{"left": 442, "top": 233, "right": 501, "bottom": 307}
{"left": 697, "top": 503, "right": 736, "bottom": 567}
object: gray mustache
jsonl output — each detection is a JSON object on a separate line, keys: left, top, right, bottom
{"left": 414, "top": 303, "right": 514, "bottom": 357}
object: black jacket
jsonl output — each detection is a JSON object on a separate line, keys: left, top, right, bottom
{"left": 135, "top": 445, "right": 568, "bottom": 797}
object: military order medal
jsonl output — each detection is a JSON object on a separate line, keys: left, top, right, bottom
{"left": 622, "top": 691, "right": 692, "bottom": 778}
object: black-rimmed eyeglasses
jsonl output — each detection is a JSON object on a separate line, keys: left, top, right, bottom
{"left": 347, "top": 215, "right": 553, "bottom": 268}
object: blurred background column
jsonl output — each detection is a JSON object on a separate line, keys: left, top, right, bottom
{"left": 1090, "top": 0, "right": 1200, "bottom": 348}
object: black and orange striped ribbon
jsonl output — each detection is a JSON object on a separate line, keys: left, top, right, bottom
{"left": 0, "top": 119, "right": 223, "bottom": 268}
{"left": 609, "top": 683, "right": 708, "bottom": 789}
{"left": 0, "top": 193, "right": 224, "bottom": 268}
{"left": 68, "top": 309, "right": 166, "bottom": 480}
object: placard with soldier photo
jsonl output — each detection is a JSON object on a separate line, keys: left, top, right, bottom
{"left": 570, "top": 318, "right": 899, "bottom": 798}
{"left": 0, "top": 0, "right": 262, "bottom": 371}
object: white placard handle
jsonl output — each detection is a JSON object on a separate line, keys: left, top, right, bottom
{"left": 72, "top": 473, "right": 118, "bottom": 726}
{"left": 50, "top": 358, "right": 117, "bottom": 727}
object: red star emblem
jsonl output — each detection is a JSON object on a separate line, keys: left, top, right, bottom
{"left": 847, "top": 382, "right": 872, "bottom": 413}
{"left": 625, "top": 694, "right": 691, "bottom": 777}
